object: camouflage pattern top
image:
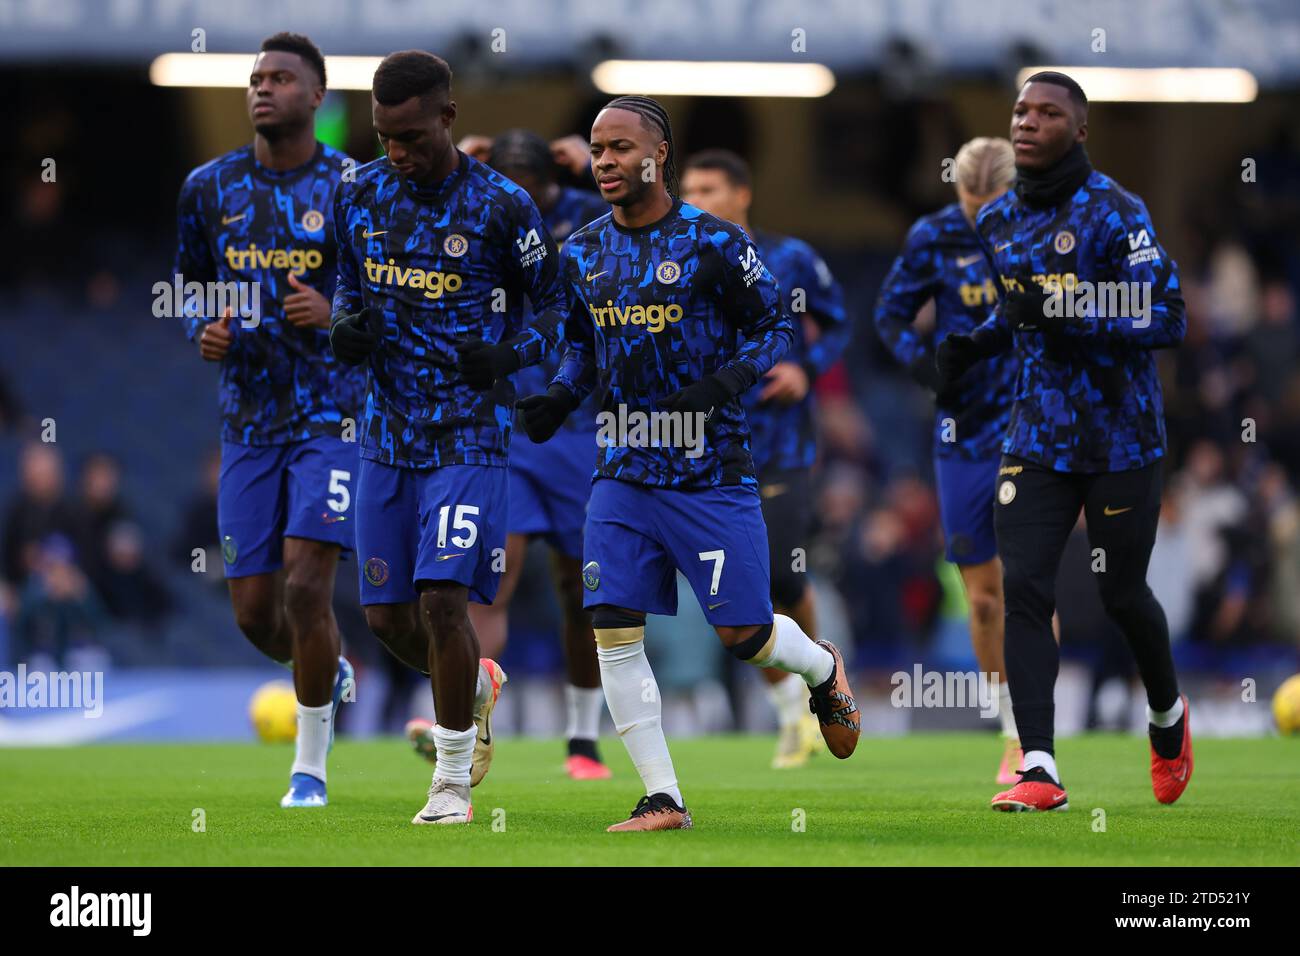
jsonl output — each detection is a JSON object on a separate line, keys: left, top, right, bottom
{"left": 742, "top": 229, "right": 848, "bottom": 473}
{"left": 553, "top": 197, "right": 792, "bottom": 489}
{"left": 874, "top": 203, "right": 1017, "bottom": 460}
{"left": 513, "top": 185, "right": 610, "bottom": 434}
{"left": 332, "top": 150, "right": 567, "bottom": 469}
{"left": 174, "top": 142, "right": 365, "bottom": 445}
{"left": 972, "top": 171, "right": 1185, "bottom": 473}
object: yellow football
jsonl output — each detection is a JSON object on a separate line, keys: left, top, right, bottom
{"left": 1273, "top": 674, "right": 1300, "bottom": 736}
{"left": 249, "top": 680, "right": 298, "bottom": 743}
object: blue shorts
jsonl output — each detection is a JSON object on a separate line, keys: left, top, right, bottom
{"left": 581, "top": 478, "right": 772, "bottom": 626}
{"left": 934, "top": 454, "right": 999, "bottom": 565}
{"left": 355, "top": 460, "right": 508, "bottom": 606}
{"left": 218, "top": 436, "right": 358, "bottom": 578}
{"left": 508, "top": 428, "right": 594, "bottom": 558}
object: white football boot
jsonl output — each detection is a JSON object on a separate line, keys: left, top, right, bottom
{"left": 412, "top": 778, "right": 473, "bottom": 825}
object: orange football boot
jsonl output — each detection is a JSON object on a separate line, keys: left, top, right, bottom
{"left": 808, "top": 640, "right": 860, "bottom": 758}
{"left": 606, "top": 793, "right": 692, "bottom": 832}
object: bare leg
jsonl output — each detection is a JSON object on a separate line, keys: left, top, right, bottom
{"left": 363, "top": 601, "right": 426, "bottom": 673}
{"left": 281, "top": 537, "right": 342, "bottom": 706}
{"left": 957, "top": 557, "right": 1005, "bottom": 681}
{"left": 228, "top": 571, "right": 292, "bottom": 663}
{"left": 419, "top": 581, "right": 479, "bottom": 731}
{"left": 551, "top": 552, "right": 600, "bottom": 689}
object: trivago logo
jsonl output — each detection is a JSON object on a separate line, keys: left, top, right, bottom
{"left": 365, "top": 257, "right": 463, "bottom": 300}
{"left": 223, "top": 244, "right": 323, "bottom": 275}
{"left": 589, "top": 300, "right": 684, "bottom": 334}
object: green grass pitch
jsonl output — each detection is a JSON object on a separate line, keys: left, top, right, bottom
{"left": 1, "top": 734, "right": 1296, "bottom": 866}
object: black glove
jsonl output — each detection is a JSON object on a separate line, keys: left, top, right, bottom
{"left": 660, "top": 374, "right": 731, "bottom": 421}
{"left": 1003, "top": 279, "right": 1064, "bottom": 334}
{"left": 330, "top": 307, "right": 383, "bottom": 365}
{"left": 907, "top": 353, "right": 941, "bottom": 392}
{"left": 517, "top": 385, "right": 580, "bottom": 443}
{"left": 934, "top": 333, "right": 992, "bottom": 409}
{"left": 935, "top": 367, "right": 980, "bottom": 411}
{"left": 455, "top": 339, "right": 522, "bottom": 391}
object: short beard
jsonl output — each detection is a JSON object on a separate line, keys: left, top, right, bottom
{"left": 609, "top": 174, "right": 651, "bottom": 208}
{"left": 253, "top": 117, "right": 304, "bottom": 142}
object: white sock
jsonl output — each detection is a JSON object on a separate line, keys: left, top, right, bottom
{"left": 597, "top": 641, "right": 682, "bottom": 805}
{"left": 565, "top": 685, "right": 605, "bottom": 741}
{"left": 291, "top": 701, "right": 332, "bottom": 783}
{"left": 996, "top": 681, "right": 1018, "bottom": 739}
{"left": 432, "top": 723, "right": 477, "bottom": 786}
{"left": 473, "top": 662, "right": 490, "bottom": 710}
{"left": 766, "top": 672, "right": 808, "bottom": 729}
{"left": 750, "top": 614, "right": 834, "bottom": 686}
{"left": 1022, "top": 749, "right": 1059, "bottom": 784}
{"left": 1147, "top": 696, "right": 1185, "bottom": 728}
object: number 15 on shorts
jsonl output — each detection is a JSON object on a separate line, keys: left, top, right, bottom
{"left": 437, "top": 504, "right": 480, "bottom": 548}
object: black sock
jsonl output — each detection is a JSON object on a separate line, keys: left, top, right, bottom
{"left": 1019, "top": 766, "right": 1061, "bottom": 786}
{"left": 567, "top": 737, "right": 600, "bottom": 761}
{"left": 1149, "top": 716, "right": 1184, "bottom": 760}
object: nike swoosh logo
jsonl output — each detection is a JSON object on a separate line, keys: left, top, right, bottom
{"left": 221, "top": 214, "right": 246, "bottom": 225}
{"left": 995, "top": 241, "right": 1012, "bottom": 252}
{"left": 362, "top": 229, "right": 387, "bottom": 238}
{"left": 1172, "top": 764, "right": 1188, "bottom": 782}
{"left": 760, "top": 483, "right": 787, "bottom": 499}
{"left": 956, "top": 254, "right": 983, "bottom": 267}
{"left": 586, "top": 270, "right": 608, "bottom": 282}
{"left": 1103, "top": 506, "right": 1133, "bottom": 516}
{"left": 419, "top": 812, "right": 464, "bottom": 821}
{"left": 479, "top": 733, "right": 491, "bottom": 746}
{"left": 707, "top": 600, "right": 729, "bottom": 610}
{"left": 435, "top": 553, "right": 464, "bottom": 561}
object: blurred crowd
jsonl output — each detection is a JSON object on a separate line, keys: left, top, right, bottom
{"left": 0, "top": 440, "right": 176, "bottom": 669}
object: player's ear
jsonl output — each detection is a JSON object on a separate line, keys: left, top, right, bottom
{"left": 1076, "top": 119, "right": 1088, "bottom": 144}
{"left": 442, "top": 99, "right": 457, "bottom": 129}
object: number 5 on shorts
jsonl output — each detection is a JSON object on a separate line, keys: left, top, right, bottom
{"left": 698, "top": 549, "right": 725, "bottom": 596}
{"left": 327, "top": 469, "right": 351, "bottom": 513}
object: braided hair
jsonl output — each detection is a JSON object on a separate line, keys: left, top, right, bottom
{"left": 602, "top": 95, "right": 677, "bottom": 195}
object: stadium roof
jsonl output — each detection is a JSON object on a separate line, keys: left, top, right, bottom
{"left": 4, "top": 0, "right": 1300, "bottom": 86}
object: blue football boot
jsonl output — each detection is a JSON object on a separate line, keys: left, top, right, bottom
{"left": 280, "top": 656, "right": 354, "bottom": 807}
